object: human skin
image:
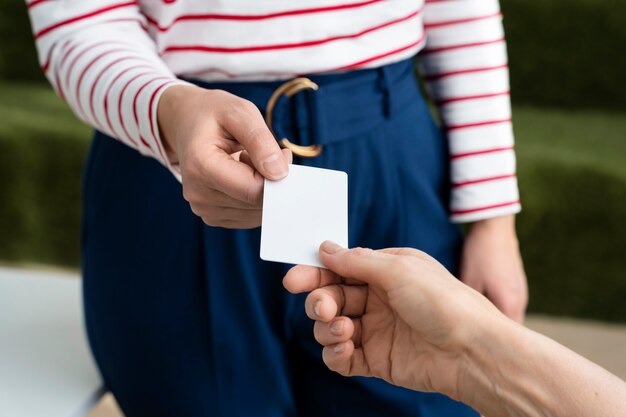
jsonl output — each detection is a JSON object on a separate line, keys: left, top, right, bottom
{"left": 462, "top": 215, "right": 528, "bottom": 323}
{"left": 283, "top": 242, "right": 626, "bottom": 417}
{"left": 157, "top": 84, "right": 291, "bottom": 229}
{"left": 157, "top": 84, "right": 527, "bottom": 323}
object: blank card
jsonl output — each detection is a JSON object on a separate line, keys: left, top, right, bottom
{"left": 260, "top": 164, "right": 348, "bottom": 268}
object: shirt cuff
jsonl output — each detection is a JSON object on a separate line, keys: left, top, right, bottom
{"left": 449, "top": 175, "right": 521, "bottom": 223}
{"left": 145, "top": 79, "right": 194, "bottom": 182}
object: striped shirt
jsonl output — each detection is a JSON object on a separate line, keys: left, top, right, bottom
{"left": 27, "top": 0, "right": 520, "bottom": 223}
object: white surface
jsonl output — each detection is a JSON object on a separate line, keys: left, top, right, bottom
{"left": 261, "top": 164, "right": 348, "bottom": 267}
{"left": 0, "top": 267, "right": 104, "bottom": 417}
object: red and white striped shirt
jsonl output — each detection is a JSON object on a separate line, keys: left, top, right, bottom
{"left": 27, "top": 0, "right": 520, "bottom": 222}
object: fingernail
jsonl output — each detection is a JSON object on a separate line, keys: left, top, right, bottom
{"left": 263, "top": 154, "right": 288, "bottom": 179}
{"left": 313, "top": 301, "right": 321, "bottom": 318}
{"left": 321, "top": 241, "right": 342, "bottom": 254}
{"left": 330, "top": 320, "right": 343, "bottom": 335}
{"left": 333, "top": 343, "right": 345, "bottom": 354}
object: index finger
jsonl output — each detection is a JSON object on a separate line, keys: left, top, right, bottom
{"left": 319, "top": 242, "right": 399, "bottom": 291}
{"left": 379, "top": 247, "right": 432, "bottom": 262}
{"left": 204, "top": 150, "right": 265, "bottom": 205}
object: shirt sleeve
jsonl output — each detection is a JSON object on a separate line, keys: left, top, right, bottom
{"left": 419, "top": 0, "right": 521, "bottom": 223}
{"left": 27, "top": 0, "right": 187, "bottom": 178}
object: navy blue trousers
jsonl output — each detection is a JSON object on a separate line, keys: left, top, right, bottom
{"left": 82, "top": 59, "right": 477, "bottom": 417}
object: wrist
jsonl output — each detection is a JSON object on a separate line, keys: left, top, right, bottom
{"left": 456, "top": 313, "right": 519, "bottom": 410}
{"left": 157, "top": 84, "right": 202, "bottom": 160}
{"left": 426, "top": 290, "right": 511, "bottom": 403}
{"left": 468, "top": 214, "right": 517, "bottom": 237}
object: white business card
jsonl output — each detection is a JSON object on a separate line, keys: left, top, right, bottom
{"left": 260, "top": 164, "right": 348, "bottom": 267}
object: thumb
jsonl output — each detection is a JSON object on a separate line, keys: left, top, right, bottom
{"left": 319, "top": 241, "right": 398, "bottom": 291}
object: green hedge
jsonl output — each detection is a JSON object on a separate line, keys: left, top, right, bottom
{"left": 521, "top": 162, "right": 626, "bottom": 322}
{"left": 0, "top": 1, "right": 43, "bottom": 82}
{"left": 513, "top": 107, "right": 626, "bottom": 322}
{"left": 1, "top": 0, "right": 626, "bottom": 109}
{"left": 502, "top": 0, "right": 626, "bottom": 110}
{"left": 1, "top": 83, "right": 625, "bottom": 322}
{"left": 0, "top": 83, "right": 89, "bottom": 266}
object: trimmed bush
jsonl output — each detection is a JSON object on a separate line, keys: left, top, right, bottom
{"left": 502, "top": 0, "right": 626, "bottom": 110}
{"left": 0, "top": 1, "right": 43, "bottom": 82}
{"left": 513, "top": 106, "right": 626, "bottom": 322}
{"left": 0, "top": 83, "right": 90, "bottom": 266}
{"left": 519, "top": 161, "right": 626, "bottom": 322}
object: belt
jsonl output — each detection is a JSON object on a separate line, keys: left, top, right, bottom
{"left": 186, "top": 58, "right": 421, "bottom": 158}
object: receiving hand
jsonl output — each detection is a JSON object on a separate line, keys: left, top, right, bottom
{"left": 157, "top": 84, "right": 291, "bottom": 228}
{"left": 283, "top": 242, "right": 505, "bottom": 399}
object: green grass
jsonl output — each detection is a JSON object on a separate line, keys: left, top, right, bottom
{"left": 0, "top": 82, "right": 625, "bottom": 321}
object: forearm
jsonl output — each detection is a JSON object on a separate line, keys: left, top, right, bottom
{"left": 457, "top": 316, "right": 626, "bottom": 417}
{"left": 28, "top": 1, "right": 185, "bottom": 173}
{"left": 421, "top": 0, "right": 520, "bottom": 222}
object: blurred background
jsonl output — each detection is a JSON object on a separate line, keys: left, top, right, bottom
{"left": 1, "top": 0, "right": 624, "bottom": 322}
{"left": 0, "top": 0, "right": 625, "bottom": 415}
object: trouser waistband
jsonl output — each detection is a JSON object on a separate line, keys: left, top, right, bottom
{"left": 185, "top": 58, "right": 421, "bottom": 149}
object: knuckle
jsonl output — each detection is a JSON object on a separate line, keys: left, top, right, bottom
{"left": 239, "top": 98, "right": 259, "bottom": 114}
{"left": 182, "top": 185, "right": 197, "bottom": 204}
{"left": 183, "top": 186, "right": 209, "bottom": 207}
{"left": 189, "top": 202, "right": 216, "bottom": 222}
{"left": 221, "top": 97, "right": 257, "bottom": 123}
{"left": 218, "top": 101, "right": 241, "bottom": 123}
{"left": 414, "top": 250, "right": 434, "bottom": 264}
{"left": 344, "top": 247, "right": 372, "bottom": 276}
{"left": 350, "top": 247, "right": 373, "bottom": 259}
{"left": 212, "top": 89, "right": 232, "bottom": 100}
{"left": 336, "top": 365, "right": 352, "bottom": 377}
{"left": 330, "top": 285, "right": 345, "bottom": 307}
{"left": 246, "top": 126, "right": 274, "bottom": 149}
{"left": 393, "top": 257, "right": 418, "bottom": 275}
{"left": 208, "top": 89, "right": 235, "bottom": 110}
{"left": 201, "top": 216, "right": 215, "bottom": 227}
{"left": 188, "top": 204, "right": 202, "bottom": 217}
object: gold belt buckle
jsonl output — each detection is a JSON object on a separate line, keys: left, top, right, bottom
{"left": 265, "top": 77, "right": 322, "bottom": 158}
